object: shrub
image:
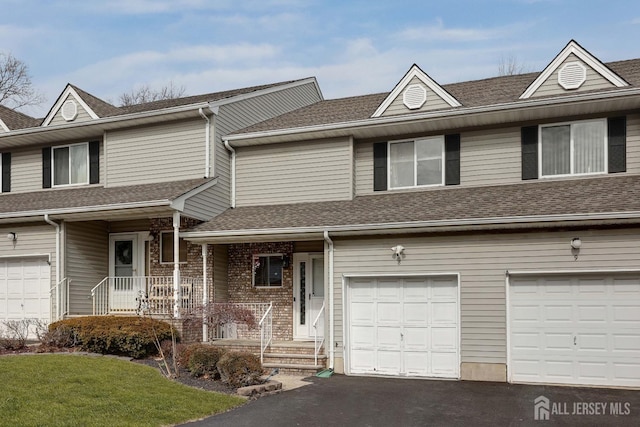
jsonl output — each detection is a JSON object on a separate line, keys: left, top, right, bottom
{"left": 216, "top": 351, "right": 263, "bottom": 387}
{"left": 0, "top": 320, "right": 32, "bottom": 350}
{"left": 47, "top": 316, "right": 177, "bottom": 359}
{"left": 187, "top": 345, "right": 227, "bottom": 378}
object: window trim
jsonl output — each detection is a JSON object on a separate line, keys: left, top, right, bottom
{"left": 387, "top": 136, "right": 445, "bottom": 190}
{"left": 52, "top": 142, "right": 90, "bottom": 187}
{"left": 538, "top": 118, "right": 608, "bottom": 179}
{"left": 252, "top": 253, "right": 284, "bottom": 288}
{"left": 159, "top": 231, "right": 188, "bottom": 265}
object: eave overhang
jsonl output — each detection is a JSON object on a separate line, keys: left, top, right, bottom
{"left": 225, "top": 88, "right": 640, "bottom": 147}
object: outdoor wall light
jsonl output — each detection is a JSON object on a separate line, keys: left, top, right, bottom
{"left": 570, "top": 237, "right": 582, "bottom": 250}
{"left": 7, "top": 232, "right": 16, "bottom": 241}
{"left": 391, "top": 245, "right": 405, "bottom": 263}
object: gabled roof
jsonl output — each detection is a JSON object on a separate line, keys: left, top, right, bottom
{"left": 185, "top": 174, "right": 640, "bottom": 240}
{"left": 520, "top": 39, "right": 629, "bottom": 99}
{"left": 372, "top": 64, "right": 461, "bottom": 117}
{"left": 0, "top": 105, "right": 40, "bottom": 131}
{"left": 41, "top": 84, "right": 101, "bottom": 125}
{"left": 70, "top": 85, "right": 121, "bottom": 117}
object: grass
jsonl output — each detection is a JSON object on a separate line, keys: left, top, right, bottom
{"left": 0, "top": 354, "right": 246, "bottom": 427}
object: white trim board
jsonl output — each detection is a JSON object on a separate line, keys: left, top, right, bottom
{"left": 42, "top": 85, "right": 100, "bottom": 126}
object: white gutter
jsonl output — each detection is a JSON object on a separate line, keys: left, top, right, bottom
{"left": 0, "top": 200, "right": 173, "bottom": 221}
{"left": 181, "top": 209, "right": 640, "bottom": 240}
{"left": 223, "top": 139, "right": 236, "bottom": 208}
{"left": 44, "top": 214, "right": 61, "bottom": 318}
{"left": 224, "top": 87, "right": 640, "bottom": 143}
{"left": 323, "top": 230, "right": 335, "bottom": 370}
{"left": 198, "top": 108, "right": 211, "bottom": 178}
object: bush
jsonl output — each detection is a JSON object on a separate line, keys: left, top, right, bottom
{"left": 0, "top": 320, "right": 32, "bottom": 350}
{"left": 216, "top": 351, "right": 263, "bottom": 387}
{"left": 47, "top": 316, "right": 177, "bottom": 359}
{"left": 187, "top": 345, "right": 227, "bottom": 378}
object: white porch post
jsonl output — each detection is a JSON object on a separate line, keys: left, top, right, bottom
{"left": 202, "top": 244, "right": 208, "bottom": 342}
{"left": 173, "top": 211, "right": 181, "bottom": 318}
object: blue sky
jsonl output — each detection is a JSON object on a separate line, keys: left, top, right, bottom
{"left": 2, "top": 0, "right": 639, "bottom": 117}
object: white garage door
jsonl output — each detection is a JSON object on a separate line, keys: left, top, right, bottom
{"left": 347, "top": 276, "right": 459, "bottom": 378}
{"left": 509, "top": 274, "right": 640, "bottom": 387}
{"left": 0, "top": 257, "right": 51, "bottom": 324}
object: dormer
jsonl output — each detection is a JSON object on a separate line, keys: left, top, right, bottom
{"left": 42, "top": 84, "right": 120, "bottom": 127}
{"left": 520, "top": 40, "right": 628, "bottom": 99}
{"left": 372, "top": 64, "right": 462, "bottom": 118}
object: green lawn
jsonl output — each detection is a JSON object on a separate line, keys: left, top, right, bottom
{"left": 0, "top": 354, "right": 245, "bottom": 427}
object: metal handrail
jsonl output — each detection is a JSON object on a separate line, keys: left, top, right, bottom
{"left": 91, "top": 277, "right": 110, "bottom": 315}
{"left": 259, "top": 302, "right": 273, "bottom": 364}
{"left": 50, "top": 277, "right": 69, "bottom": 322}
{"left": 312, "top": 302, "right": 326, "bottom": 366}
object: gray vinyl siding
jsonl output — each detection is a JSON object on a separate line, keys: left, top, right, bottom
{"left": 626, "top": 114, "right": 640, "bottom": 173}
{"left": 48, "top": 95, "right": 95, "bottom": 126}
{"left": 215, "top": 81, "right": 323, "bottom": 210}
{"left": 531, "top": 54, "right": 616, "bottom": 98}
{"left": 182, "top": 185, "right": 228, "bottom": 221}
{"left": 212, "top": 244, "right": 228, "bottom": 302}
{"left": 332, "top": 228, "right": 640, "bottom": 365}
{"left": 235, "top": 137, "right": 353, "bottom": 206}
{"left": 64, "top": 221, "right": 109, "bottom": 315}
{"left": 0, "top": 225, "right": 56, "bottom": 289}
{"left": 106, "top": 118, "right": 206, "bottom": 186}
{"left": 108, "top": 219, "right": 151, "bottom": 233}
{"left": 355, "top": 142, "right": 374, "bottom": 196}
{"left": 381, "top": 76, "right": 453, "bottom": 117}
{"left": 460, "top": 127, "right": 521, "bottom": 186}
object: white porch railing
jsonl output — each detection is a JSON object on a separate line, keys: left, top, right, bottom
{"left": 259, "top": 302, "right": 273, "bottom": 364}
{"left": 91, "top": 276, "right": 213, "bottom": 316}
{"left": 312, "top": 301, "right": 325, "bottom": 366}
{"left": 50, "top": 278, "right": 69, "bottom": 322}
{"left": 206, "top": 302, "right": 272, "bottom": 341}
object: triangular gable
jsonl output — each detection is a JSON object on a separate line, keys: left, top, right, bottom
{"left": 372, "top": 64, "right": 461, "bottom": 118}
{"left": 0, "top": 119, "right": 9, "bottom": 132}
{"left": 42, "top": 84, "right": 100, "bottom": 126}
{"left": 520, "top": 40, "right": 628, "bottom": 99}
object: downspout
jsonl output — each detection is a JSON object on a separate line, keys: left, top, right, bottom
{"left": 173, "top": 211, "right": 181, "bottom": 318}
{"left": 44, "top": 214, "right": 61, "bottom": 319}
{"left": 323, "top": 230, "right": 335, "bottom": 370}
{"left": 198, "top": 108, "right": 211, "bottom": 178}
{"left": 223, "top": 139, "right": 236, "bottom": 208}
{"left": 201, "top": 244, "right": 208, "bottom": 342}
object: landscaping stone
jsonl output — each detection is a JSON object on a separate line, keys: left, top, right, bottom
{"left": 237, "top": 380, "right": 282, "bottom": 397}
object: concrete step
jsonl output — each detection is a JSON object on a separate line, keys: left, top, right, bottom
{"left": 263, "top": 362, "right": 325, "bottom": 375}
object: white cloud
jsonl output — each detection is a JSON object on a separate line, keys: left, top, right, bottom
{"left": 395, "top": 18, "right": 532, "bottom": 43}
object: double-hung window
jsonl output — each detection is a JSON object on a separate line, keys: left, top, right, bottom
{"left": 160, "top": 232, "right": 188, "bottom": 264}
{"left": 389, "top": 136, "right": 444, "bottom": 189}
{"left": 540, "top": 119, "right": 606, "bottom": 177}
{"left": 53, "top": 142, "right": 89, "bottom": 186}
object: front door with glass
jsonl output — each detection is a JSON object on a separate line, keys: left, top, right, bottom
{"left": 109, "top": 234, "right": 144, "bottom": 312}
{"left": 293, "top": 253, "right": 325, "bottom": 340}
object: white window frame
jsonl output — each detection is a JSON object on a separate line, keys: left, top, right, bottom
{"left": 388, "top": 136, "right": 445, "bottom": 190}
{"left": 252, "top": 253, "right": 284, "bottom": 288}
{"left": 0, "top": 152, "right": 3, "bottom": 194}
{"left": 159, "top": 231, "right": 188, "bottom": 265}
{"left": 538, "top": 118, "right": 608, "bottom": 179}
{"left": 52, "top": 142, "right": 89, "bottom": 187}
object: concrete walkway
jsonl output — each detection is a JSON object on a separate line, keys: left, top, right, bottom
{"left": 182, "top": 375, "right": 640, "bottom": 426}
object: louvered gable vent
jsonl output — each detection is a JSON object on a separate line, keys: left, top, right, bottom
{"left": 403, "top": 84, "right": 427, "bottom": 110}
{"left": 61, "top": 100, "right": 78, "bottom": 121}
{"left": 558, "top": 61, "right": 587, "bottom": 90}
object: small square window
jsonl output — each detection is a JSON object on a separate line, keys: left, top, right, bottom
{"left": 253, "top": 255, "right": 283, "bottom": 287}
{"left": 389, "top": 137, "right": 444, "bottom": 189}
{"left": 160, "top": 232, "right": 187, "bottom": 264}
{"left": 53, "top": 142, "right": 88, "bottom": 186}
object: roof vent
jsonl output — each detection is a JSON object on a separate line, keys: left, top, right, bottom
{"left": 61, "top": 100, "right": 78, "bottom": 121}
{"left": 558, "top": 61, "right": 586, "bottom": 90}
{"left": 403, "top": 84, "right": 427, "bottom": 110}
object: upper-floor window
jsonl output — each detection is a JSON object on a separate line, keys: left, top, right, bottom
{"left": 389, "top": 136, "right": 444, "bottom": 189}
{"left": 53, "top": 142, "right": 88, "bottom": 186}
{"left": 253, "top": 254, "right": 283, "bottom": 287}
{"left": 540, "top": 119, "right": 606, "bottom": 177}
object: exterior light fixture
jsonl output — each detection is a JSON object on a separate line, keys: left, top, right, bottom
{"left": 570, "top": 237, "right": 582, "bottom": 250}
{"left": 7, "top": 232, "right": 16, "bottom": 241}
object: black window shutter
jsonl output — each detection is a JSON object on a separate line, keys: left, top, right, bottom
{"left": 373, "top": 142, "right": 387, "bottom": 191}
{"left": 521, "top": 126, "right": 538, "bottom": 180}
{"left": 608, "top": 116, "right": 626, "bottom": 173}
{"left": 1, "top": 152, "right": 10, "bottom": 193}
{"left": 444, "top": 134, "right": 460, "bottom": 186}
{"left": 89, "top": 141, "right": 100, "bottom": 184}
{"left": 42, "top": 147, "right": 52, "bottom": 188}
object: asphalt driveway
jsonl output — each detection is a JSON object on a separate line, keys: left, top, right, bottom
{"left": 183, "top": 375, "right": 640, "bottom": 426}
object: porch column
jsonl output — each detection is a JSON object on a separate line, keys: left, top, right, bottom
{"left": 173, "top": 211, "right": 181, "bottom": 318}
{"left": 202, "top": 244, "right": 208, "bottom": 342}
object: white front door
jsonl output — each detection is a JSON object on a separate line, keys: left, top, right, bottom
{"left": 509, "top": 274, "right": 640, "bottom": 387}
{"left": 109, "top": 234, "right": 144, "bottom": 313}
{"left": 293, "top": 253, "right": 325, "bottom": 340}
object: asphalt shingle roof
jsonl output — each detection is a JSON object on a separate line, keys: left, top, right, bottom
{"left": 0, "top": 178, "right": 212, "bottom": 215}
{"left": 0, "top": 105, "right": 40, "bottom": 130}
{"left": 191, "top": 174, "right": 640, "bottom": 233}
{"left": 235, "top": 59, "right": 640, "bottom": 135}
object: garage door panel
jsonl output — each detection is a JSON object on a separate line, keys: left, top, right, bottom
{"left": 348, "top": 276, "right": 459, "bottom": 379}
{"left": 351, "top": 326, "right": 375, "bottom": 347}
{"left": 510, "top": 275, "right": 640, "bottom": 387}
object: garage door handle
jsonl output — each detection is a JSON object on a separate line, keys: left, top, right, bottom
{"left": 574, "top": 336, "right": 577, "bottom": 346}
{"left": 400, "top": 333, "right": 404, "bottom": 341}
